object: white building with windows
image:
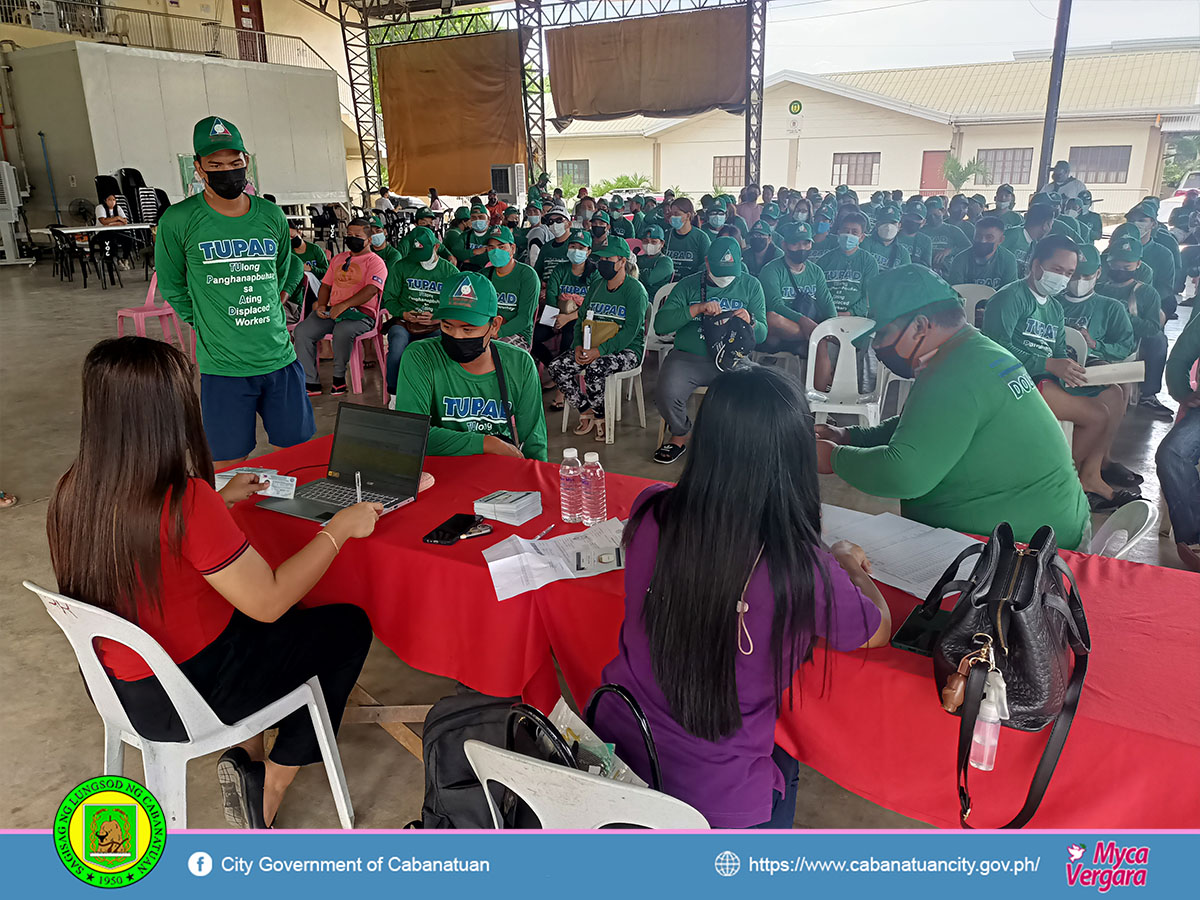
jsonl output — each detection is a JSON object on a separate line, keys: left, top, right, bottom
{"left": 546, "top": 40, "right": 1200, "bottom": 210}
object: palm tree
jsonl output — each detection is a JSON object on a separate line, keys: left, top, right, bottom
{"left": 942, "top": 155, "right": 990, "bottom": 192}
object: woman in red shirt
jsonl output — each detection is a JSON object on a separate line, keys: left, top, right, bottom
{"left": 48, "top": 337, "right": 382, "bottom": 829}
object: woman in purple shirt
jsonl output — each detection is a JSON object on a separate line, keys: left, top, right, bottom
{"left": 593, "top": 365, "right": 891, "bottom": 828}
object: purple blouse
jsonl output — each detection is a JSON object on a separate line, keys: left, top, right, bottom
{"left": 593, "top": 484, "right": 881, "bottom": 828}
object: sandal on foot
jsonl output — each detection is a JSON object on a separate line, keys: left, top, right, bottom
{"left": 1101, "top": 461, "right": 1143, "bottom": 487}
{"left": 594, "top": 420, "right": 607, "bottom": 442}
{"left": 573, "top": 413, "right": 596, "bottom": 436}
{"left": 549, "top": 400, "right": 565, "bottom": 412}
{"left": 653, "top": 442, "right": 686, "bottom": 464}
{"left": 216, "top": 748, "right": 268, "bottom": 829}
{"left": 0, "top": 491, "right": 16, "bottom": 509}
{"left": 1086, "top": 489, "right": 1141, "bottom": 512}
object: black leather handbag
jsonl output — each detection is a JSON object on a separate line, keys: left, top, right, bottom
{"left": 919, "top": 522, "right": 1091, "bottom": 828}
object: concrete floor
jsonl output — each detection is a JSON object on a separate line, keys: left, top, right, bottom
{"left": 0, "top": 263, "right": 1190, "bottom": 831}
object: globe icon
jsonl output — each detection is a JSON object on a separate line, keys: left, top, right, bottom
{"left": 714, "top": 850, "right": 741, "bottom": 877}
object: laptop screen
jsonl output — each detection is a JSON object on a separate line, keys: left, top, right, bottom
{"left": 326, "top": 403, "right": 430, "bottom": 498}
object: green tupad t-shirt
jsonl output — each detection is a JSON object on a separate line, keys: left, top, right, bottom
{"left": 815, "top": 247, "right": 879, "bottom": 316}
{"left": 653, "top": 271, "right": 767, "bottom": 357}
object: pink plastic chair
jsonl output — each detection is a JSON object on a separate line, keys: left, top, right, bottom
{"left": 626, "top": 238, "right": 644, "bottom": 255}
{"left": 117, "top": 274, "right": 195, "bottom": 361}
{"left": 319, "top": 318, "right": 386, "bottom": 394}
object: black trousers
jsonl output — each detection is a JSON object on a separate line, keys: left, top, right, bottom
{"left": 109, "top": 604, "right": 372, "bottom": 767}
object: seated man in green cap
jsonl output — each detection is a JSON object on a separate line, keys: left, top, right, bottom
{"left": 758, "top": 222, "right": 835, "bottom": 388}
{"left": 991, "top": 185, "right": 1023, "bottom": 229}
{"left": 946, "top": 216, "right": 1018, "bottom": 293}
{"left": 744, "top": 219, "right": 780, "bottom": 276}
{"left": 1097, "top": 233, "right": 1171, "bottom": 417}
{"left": 920, "top": 196, "right": 971, "bottom": 277}
{"left": 982, "top": 234, "right": 1140, "bottom": 510}
{"left": 966, "top": 193, "right": 988, "bottom": 227}
{"left": 637, "top": 224, "right": 675, "bottom": 297}
{"left": 897, "top": 201, "right": 934, "bottom": 269}
{"left": 459, "top": 204, "right": 493, "bottom": 271}
{"left": 653, "top": 237, "right": 766, "bottom": 464}
{"left": 816, "top": 211, "right": 878, "bottom": 317}
{"left": 392, "top": 271, "right": 547, "bottom": 461}
{"left": 702, "top": 204, "right": 727, "bottom": 239}
{"left": 156, "top": 114, "right": 312, "bottom": 468}
{"left": 816, "top": 264, "right": 1090, "bottom": 549}
{"left": 441, "top": 206, "right": 472, "bottom": 265}
{"left": 860, "top": 205, "right": 913, "bottom": 272}
{"left": 394, "top": 206, "right": 436, "bottom": 260}
{"left": 609, "top": 198, "right": 635, "bottom": 239}
{"left": 483, "top": 225, "right": 540, "bottom": 350}
{"left": 810, "top": 203, "right": 837, "bottom": 255}
{"left": 947, "top": 194, "right": 975, "bottom": 241}
{"left": 382, "top": 226, "right": 459, "bottom": 399}
{"left": 368, "top": 214, "right": 403, "bottom": 271}
{"left": 1060, "top": 244, "right": 1135, "bottom": 370}
{"left": 1125, "top": 200, "right": 1177, "bottom": 318}
{"left": 1077, "top": 190, "right": 1102, "bottom": 243}
{"left": 1142, "top": 195, "right": 1183, "bottom": 290}
{"left": 547, "top": 235, "right": 647, "bottom": 442}
{"left": 1001, "top": 202, "right": 1055, "bottom": 279}
{"left": 589, "top": 210, "right": 614, "bottom": 253}
{"left": 288, "top": 221, "right": 328, "bottom": 321}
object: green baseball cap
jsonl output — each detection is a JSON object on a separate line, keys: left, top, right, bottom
{"left": 1043, "top": 190, "right": 1064, "bottom": 205}
{"left": 996, "top": 183, "right": 1015, "bottom": 195}
{"left": 1075, "top": 244, "right": 1101, "bottom": 276}
{"left": 453, "top": 206, "right": 471, "bottom": 221}
{"left": 643, "top": 224, "right": 665, "bottom": 241}
{"left": 486, "top": 225, "right": 515, "bottom": 244}
{"left": 598, "top": 235, "right": 631, "bottom": 259}
{"left": 1108, "top": 234, "right": 1142, "bottom": 263}
{"left": 762, "top": 202, "right": 781, "bottom": 220}
{"left": 706, "top": 237, "right": 742, "bottom": 276}
{"left": 857, "top": 265, "right": 960, "bottom": 346}
{"left": 815, "top": 204, "right": 836, "bottom": 221}
{"left": 875, "top": 205, "right": 901, "bottom": 224}
{"left": 905, "top": 200, "right": 927, "bottom": 219}
{"left": 969, "top": 193, "right": 988, "bottom": 206}
{"left": 568, "top": 228, "right": 592, "bottom": 248}
{"left": 470, "top": 204, "right": 488, "bottom": 216}
{"left": 609, "top": 196, "right": 624, "bottom": 208}
{"left": 1126, "top": 200, "right": 1157, "bottom": 220}
{"left": 924, "top": 195, "right": 945, "bottom": 210}
{"left": 835, "top": 184, "right": 850, "bottom": 196}
{"left": 435, "top": 272, "right": 498, "bottom": 326}
{"left": 192, "top": 115, "right": 245, "bottom": 158}
{"left": 1111, "top": 222, "right": 1141, "bottom": 242}
{"left": 415, "top": 206, "right": 435, "bottom": 220}
{"left": 406, "top": 226, "right": 438, "bottom": 263}
{"left": 749, "top": 220, "right": 773, "bottom": 237}
{"left": 527, "top": 199, "right": 544, "bottom": 211}
{"left": 777, "top": 221, "right": 813, "bottom": 244}
{"left": 1141, "top": 195, "right": 1161, "bottom": 210}
{"left": 369, "top": 213, "right": 385, "bottom": 228}
{"left": 1079, "top": 190, "right": 1094, "bottom": 204}
{"left": 593, "top": 210, "right": 611, "bottom": 225}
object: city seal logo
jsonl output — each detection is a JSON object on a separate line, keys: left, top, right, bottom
{"left": 789, "top": 100, "right": 803, "bottom": 115}
{"left": 54, "top": 776, "right": 166, "bottom": 888}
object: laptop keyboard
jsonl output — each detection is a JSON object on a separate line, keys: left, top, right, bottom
{"left": 298, "top": 481, "right": 401, "bottom": 509}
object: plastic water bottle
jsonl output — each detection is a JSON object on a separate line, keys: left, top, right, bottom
{"left": 559, "top": 448, "right": 583, "bottom": 523}
{"left": 581, "top": 452, "right": 607, "bottom": 526}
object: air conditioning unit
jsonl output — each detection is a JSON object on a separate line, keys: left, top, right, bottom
{"left": 490, "top": 163, "right": 526, "bottom": 206}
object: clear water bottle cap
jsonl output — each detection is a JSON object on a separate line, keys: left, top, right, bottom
{"left": 563, "top": 448, "right": 579, "bottom": 458}
{"left": 584, "top": 452, "right": 600, "bottom": 463}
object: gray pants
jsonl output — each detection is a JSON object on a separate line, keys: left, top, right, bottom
{"left": 293, "top": 314, "right": 373, "bottom": 381}
{"left": 656, "top": 349, "right": 720, "bottom": 438}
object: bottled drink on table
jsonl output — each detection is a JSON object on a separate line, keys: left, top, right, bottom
{"left": 581, "top": 451, "right": 607, "bottom": 526}
{"left": 559, "top": 448, "right": 583, "bottom": 523}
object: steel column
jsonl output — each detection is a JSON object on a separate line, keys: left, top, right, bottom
{"left": 515, "top": 0, "right": 546, "bottom": 176}
{"left": 1035, "top": 0, "right": 1073, "bottom": 191}
{"left": 339, "top": 0, "right": 384, "bottom": 200}
{"left": 744, "top": 0, "right": 766, "bottom": 188}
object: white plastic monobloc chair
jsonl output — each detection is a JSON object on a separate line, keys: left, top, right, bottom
{"left": 462, "top": 740, "right": 709, "bottom": 830}
{"left": 560, "top": 348, "right": 647, "bottom": 445}
{"left": 24, "top": 581, "right": 354, "bottom": 829}
{"left": 751, "top": 349, "right": 804, "bottom": 379}
{"left": 645, "top": 283, "right": 676, "bottom": 368}
{"left": 952, "top": 283, "right": 996, "bottom": 328}
{"left": 805, "top": 316, "right": 881, "bottom": 427}
{"left": 1088, "top": 499, "right": 1158, "bottom": 559}
{"left": 1057, "top": 327, "right": 1090, "bottom": 447}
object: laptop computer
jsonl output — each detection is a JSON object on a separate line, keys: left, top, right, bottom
{"left": 258, "top": 403, "right": 430, "bottom": 523}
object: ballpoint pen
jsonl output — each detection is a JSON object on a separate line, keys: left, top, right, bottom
{"left": 355, "top": 471, "right": 362, "bottom": 504}
{"left": 532, "top": 523, "right": 556, "bottom": 541}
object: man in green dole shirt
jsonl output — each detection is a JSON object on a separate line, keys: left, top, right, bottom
{"left": 652, "top": 237, "right": 766, "bottom": 464}
{"left": 156, "top": 115, "right": 312, "bottom": 467}
{"left": 392, "top": 271, "right": 548, "bottom": 462}
{"left": 816, "top": 265, "right": 1089, "bottom": 549}
{"left": 484, "top": 225, "right": 540, "bottom": 350}
{"left": 816, "top": 211, "right": 879, "bottom": 317}
{"left": 382, "top": 226, "right": 458, "bottom": 399}
{"left": 759, "top": 222, "right": 836, "bottom": 389}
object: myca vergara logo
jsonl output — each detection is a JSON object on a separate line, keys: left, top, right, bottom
{"left": 54, "top": 776, "right": 166, "bottom": 888}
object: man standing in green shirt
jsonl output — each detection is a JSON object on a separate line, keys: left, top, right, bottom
{"left": 759, "top": 222, "right": 835, "bottom": 389}
{"left": 484, "top": 225, "right": 540, "bottom": 350}
{"left": 921, "top": 196, "right": 971, "bottom": 277}
{"left": 896, "top": 201, "right": 934, "bottom": 269}
{"left": 547, "top": 236, "right": 647, "bottom": 442}
{"left": 860, "top": 205, "right": 913, "bottom": 272}
{"left": 816, "top": 212, "right": 878, "bottom": 317}
{"left": 664, "top": 198, "right": 711, "bottom": 279}
{"left": 155, "top": 115, "right": 312, "bottom": 467}
{"left": 991, "top": 183, "right": 1024, "bottom": 229}
{"left": 382, "top": 226, "right": 458, "bottom": 398}
{"left": 946, "top": 216, "right": 1018, "bottom": 290}
{"left": 393, "top": 271, "right": 547, "bottom": 461}
{"left": 815, "top": 265, "right": 1090, "bottom": 548}
{"left": 982, "top": 234, "right": 1139, "bottom": 509}
{"left": 1001, "top": 203, "right": 1055, "bottom": 279}
{"left": 652, "top": 237, "right": 766, "bottom": 464}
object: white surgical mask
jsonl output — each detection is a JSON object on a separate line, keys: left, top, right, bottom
{"left": 419, "top": 255, "right": 439, "bottom": 271}
{"left": 1064, "top": 209, "right": 1079, "bottom": 218}
{"left": 995, "top": 200, "right": 1012, "bottom": 211}
{"left": 709, "top": 274, "right": 735, "bottom": 288}
{"left": 1034, "top": 268, "right": 1071, "bottom": 297}
{"left": 644, "top": 242, "right": 662, "bottom": 256}
{"left": 1134, "top": 220, "right": 1153, "bottom": 240}
{"left": 566, "top": 248, "right": 588, "bottom": 265}
{"left": 551, "top": 221, "right": 568, "bottom": 238}
{"left": 795, "top": 211, "right": 809, "bottom": 222}
{"left": 582, "top": 209, "right": 594, "bottom": 221}
{"left": 877, "top": 223, "right": 900, "bottom": 241}
{"left": 528, "top": 215, "right": 541, "bottom": 226}
{"left": 1066, "top": 275, "right": 1097, "bottom": 298}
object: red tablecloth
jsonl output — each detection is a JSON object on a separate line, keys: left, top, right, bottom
{"left": 231, "top": 439, "right": 1200, "bottom": 828}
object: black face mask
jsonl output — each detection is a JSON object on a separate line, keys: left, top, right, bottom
{"left": 345, "top": 235, "right": 366, "bottom": 253}
{"left": 901, "top": 215, "right": 922, "bottom": 235}
{"left": 441, "top": 331, "right": 488, "bottom": 364}
{"left": 291, "top": 236, "right": 302, "bottom": 249}
{"left": 203, "top": 166, "right": 247, "bottom": 200}
{"left": 750, "top": 236, "right": 770, "bottom": 250}
{"left": 1106, "top": 266, "right": 1136, "bottom": 284}
{"left": 591, "top": 225, "right": 607, "bottom": 239}
{"left": 785, "top": 248, "right": 810, "bottom": 266}
{"left": 596, "top": 259, "right": 620, "bottom": 281}
{"left": 972, "top": 240, "right": 995, "bottom": 260}
{"left": 875, "top": 317, "right": 925, "bottom": 380}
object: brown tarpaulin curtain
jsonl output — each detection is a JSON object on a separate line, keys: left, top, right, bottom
{"left": 547, "top": 8, "right": 747, "bottom": 128}
{"left": 377, "top": 31, "right": 527, "bottom": 196}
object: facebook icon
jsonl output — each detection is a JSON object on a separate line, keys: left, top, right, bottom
{"left": 188, "top": 851, "right": 213, "bottom": 877}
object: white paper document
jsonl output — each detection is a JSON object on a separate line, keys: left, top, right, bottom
{"left": 538, "top": 305, "right": 560, "bottom": 327}
{"left": 484, "top": 518, "right": 626, "bottom": 601}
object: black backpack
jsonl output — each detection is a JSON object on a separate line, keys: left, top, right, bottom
{"left": 418, "top": 686, "right": 519, "bottom": 829}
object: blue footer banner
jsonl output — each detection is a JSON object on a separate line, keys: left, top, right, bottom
{"left": 3, "top": 829, "right": 1197, "bottom": 898}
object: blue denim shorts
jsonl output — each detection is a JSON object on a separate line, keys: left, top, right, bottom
{"left": 200, "top": 359, "right": 315, "bottom": 460}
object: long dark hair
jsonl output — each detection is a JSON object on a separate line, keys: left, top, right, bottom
{"left": 48, "top": 337, "right": 213, "bottom": 622}
{"left": 625, "top": 365, "right": 832, "bottom": 741}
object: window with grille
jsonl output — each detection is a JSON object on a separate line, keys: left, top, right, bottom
{"left": 556, "top": 159, "right": 589, "bottom": 186}
{"left": 831, "top": 152, "right": 880, "bottom": 186}
{"left": 712, "top": 156, "right": 746, "bottom": 188}
{"left": 1067, "top": 146, "right": 1132, "bottom": 184}
{"left": 974, "top": 148, "right": 1034, "bottom": 186}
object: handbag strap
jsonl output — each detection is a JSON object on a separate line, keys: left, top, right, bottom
{"left": 584, "top": 684, "right": 663, "bottom": 792}
{"left": 505, "top": 704, "right": 577, "bottom": 770}
{"left": 489, "top": 342, "right": 523, "bottom": 454}
{"left": 918, "top": 541, "right": 985, "bottom": 617}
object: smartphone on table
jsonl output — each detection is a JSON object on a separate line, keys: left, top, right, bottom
{"left": 423, "top": 513, "right": 491, "bottom": 546}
